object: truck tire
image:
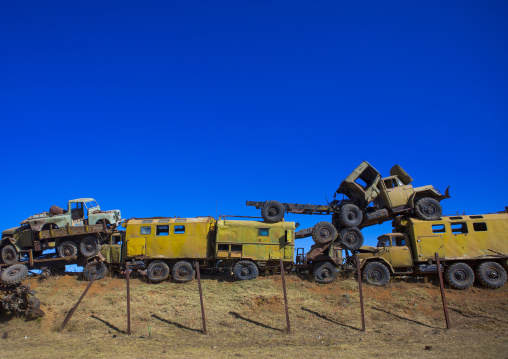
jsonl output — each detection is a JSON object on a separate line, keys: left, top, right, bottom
{"left": 313, "top": 261, "right": 337, "bottom": 284}
{"left": 476, "top": 261, "right": 507, "bottom": 289}
{"left": 339, "top": 204, "right": 363, "bottom": 227}
{"left": 1, "top": 244, "right": 19, "bottom": 265}
{"left": 80, "top": 236, "right": 100, "bottom": 258}
{"left": 233, "top": 260, "right": 259, "bottom": 280}
{"left": 83, "top": 261, "right": 108, "bottom": 281}
{"left": 312, "top": 222, "right": 338, "bottom": 244}
{"left": 58, "top": 241, "right": 78, "bottom": 257}
{"left": 1, "top": 264, "right": 29, "bottom": 284}
{"left": 445, "top": 262, "right": 474, "bottom": 289}
{"left": 147, "top": 260, "right": 170, "bottom": 283}
{"left": 28, "top": 296, "right": 41, "bottom": 309}
{"left": 172, "top": 261, "right": 195, "bottom": 283}
{"left": 363, "top": 262, "right": 390, "bottom": 286}
{"left": 340, "top": 227, "right": 364, "bottom": 252}
{"left": 261, "top": 201, "right": 285, "bottom": 223}
{"left": 415, "top": 197, "right": 442, "bottom": 221}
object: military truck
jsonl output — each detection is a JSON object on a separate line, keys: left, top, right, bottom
{"left": 86, "top": 216, "right": 295, "bottom": 282}
{"left": 1, "top": 198, "right": 121, "bottom": 264}
{"left": 355, "top": 211, "right": 508, "bottom": 289}
{"left": 247, "top": 161, "right": 450, "bottom": 251}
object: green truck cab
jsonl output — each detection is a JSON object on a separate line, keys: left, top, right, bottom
{"left": 356, "top": 211, "right": 508, "bottom": 289}
{"left": 91, "top": 217, "right": 295, "bottom": 283}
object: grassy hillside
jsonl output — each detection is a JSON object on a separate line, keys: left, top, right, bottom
{"left": 1, "top": 272, "right": 507, "bottom": 358}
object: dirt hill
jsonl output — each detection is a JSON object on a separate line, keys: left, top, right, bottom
{"left": 1, "top": 272, "right": 507, "bottom": 359}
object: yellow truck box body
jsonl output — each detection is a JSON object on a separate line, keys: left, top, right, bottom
{"left": 125, "top": 217, "right": 215, "bottom": 260}
{"left": 215, "top": 219, "right": 295, "bottom": 262}
{"left": 405, "top": 213, "right": 508, "bottom": 262}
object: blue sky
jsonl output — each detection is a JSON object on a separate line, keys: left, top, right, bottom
{"left": 1, "top": 1, "right": 507, "bottom": 253}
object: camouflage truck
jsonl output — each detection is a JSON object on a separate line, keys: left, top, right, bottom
{"left": 87, "top": 217, "right": 295, "bottom": 282}
{"left": 1, "top": 198, "right": 121, "bottom": 264}
{"left": 248, "top": 161, "right": 450, "bottom": 251}
{"left": 355, "top": 210, "right": 508, "bottom": 289}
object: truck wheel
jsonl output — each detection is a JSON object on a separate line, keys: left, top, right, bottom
{"left": 476, "top": 262, "right": 507, "bottom": 289}
{"left": 58, "top": 241, "right": 78, "bottom": 257}
{"left": 172, "top": 261, "right": 195, "bottom": 282}
{"left": 339, "top": 204, "right": 363, "bottom": 227}
{"left": 312, "top": 222, "right": 338, "bottom": 244}
{"left": 80, "top": 236, "right": 100, "bottom": 258}
{"left": 1, "top": 264, "right": 29, "bottom": 284}
{"left": 340, "top": 227, "right": 364, "bottom": 252}
{"left": 313, "top": 261, "right": 337, "bottom": 284}
{"left": 147, "top": 260, "right": 170, "bottom": 283}
{"left": 83, "top": 261, "right": 108, "bottom": 281}
{"left": 261, "top": 201, "right": 285, "bottom": 223}
{"left": 233, "top": 260, "right": 259, "bottom": 280}
{"left": 415, "top": 197, "right": 442, "bottom": 221}
{"left": 445, "top": 262, "right": 474, "bottom": 289}
{"left": 1, "top": 244, "right": 19, "bottom": 265}
{"left": 363, "top": 262, "right": 390, "bottom": 286}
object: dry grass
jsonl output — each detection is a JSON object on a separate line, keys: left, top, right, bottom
{"left": 0, "top": 273, "right": 507, "bottom": 358}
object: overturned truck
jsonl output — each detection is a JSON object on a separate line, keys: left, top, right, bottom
{"left": 248, "top": 161, "right": 450, "bottom": 252}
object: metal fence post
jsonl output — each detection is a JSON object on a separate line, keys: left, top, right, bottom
{"left": 195, "top": 261, "right": 207, "bottom": 335}
{"left": 126, "top": 263, "right": 131, "bottom": 335}
{"left": 355, "top": 255, "right": 366, "bottom": 331}
{"left": 61, "top": 278, "right": 95, "bottom": 329}
{"left": 435, "top": 253, "right": 451, "bottom": 329}
{"left": 279, "top": 258, "right": 291, "bottom": 334}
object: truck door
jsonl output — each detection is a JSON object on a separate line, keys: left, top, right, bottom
{"left": 145, "top": 224, "right": 172, "bottom": 258}
{"left": 388, "top": 236, "right": 413, "bottom": 268}
{"left": 127, "top": 225, "right": 150, "bottom": 257}
{"left": 383, "top": 178, "right": 408, "bottom": 208}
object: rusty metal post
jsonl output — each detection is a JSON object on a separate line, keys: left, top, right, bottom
{"left": 61, "top": 278, "right": 95, "bottom": 329}
{"left": 355, "top": 255, "right": 366, "bottom": 331}
{"left": 29, "top": 249, "right": 34, "bottom": 267}
{"left": 195, "top": 261, "right": 207, "bottom": 335}
{"left": 279, "top": 258, "right": 291, "bottom": 334}
{"left": 126, "top": 263, "right": 131, "bottom": 335}
{"left": 435, "top": 253, "right": 451, "bottom": 329}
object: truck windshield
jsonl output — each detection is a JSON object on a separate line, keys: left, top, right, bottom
{"left": 84, "top": 201, "right": 99, "bottom": 209}
{"left": 376, "top": 238, "right": 391, "bottom": 247}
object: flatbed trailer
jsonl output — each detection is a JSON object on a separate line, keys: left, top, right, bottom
{"left": 246, "top": 201, "right": 334, "bottom": 216}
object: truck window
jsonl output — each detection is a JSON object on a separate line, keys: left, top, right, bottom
{"left": 376, "top": 238, "right": 391, "bottom": 247}
{"left": 174, "top": 225, "right": 185, "bottom": 234}
{"left": 140, "top": 226, "right": 151, "bottom": 235}
{"left": 451, "top": 222, "right": 468, "bottom": 234}
{"left": 384, "top": 179, "right": 397, "bottom": 189}
{"left": 141, "top": 220, "right": 153, "bottom": 224}
{"left": 156, "top": 225, "right": 169, "bottom": 236}
{"left": 158, "top": 219, "right": 169, "bottom": 223}
{"left": 473, "top": 222, "right": 487, "bottom": 232}
{"left": 432, "top": 224, "right": 445, "bottom": 233}
{"left": 395, "top": 237, "right": 406, "bottom": 246}
{"left": 258, "top": 228, "right": 269, "bottom": 236}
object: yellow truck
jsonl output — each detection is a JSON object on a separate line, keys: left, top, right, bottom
{"left": 355, "top": 211, "right": 508, "bottom": 289}
{"left": 90, "top": 216, "right": 295, "bottom": 282}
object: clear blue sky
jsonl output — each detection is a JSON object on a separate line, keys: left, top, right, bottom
{"left": 1, "top": 1, "right": 507, "bottom": 252}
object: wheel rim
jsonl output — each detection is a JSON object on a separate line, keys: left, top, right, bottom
{"left": 422, "top": 203, "right": 437, "bottom": 216}
{"left": 321, "top": 268, "right": 331, "bottom": 278}
{"left": 344, "top": 232, "right": 358, "bottom": 245}
{"left": 177, "top": 267, "right": 190, "bottom": 278}
{"left": 453, "top": 269, "right": 469, "bottom": 282}
{"left": 4, "top": 249, "right": 15, "bottom": 261}
{"left": 7, "top": 268, "right": 20, "bottom": 277}
{"left": 347, "top": 211, "right": 358, "bottom": 221}
{"left": 152, "top": 265, "right": 164, "bottom": 279}
{"left": 486, "top": 267, "right": 500, "bottom": 280}
{"left": 369, "top": 269, "right": 383, "bottom": 283}
{"left": 62, "top": 246, "right": 73, "bottom": 257}
{"left": 319, "top": 227, "right": 331, "bottom": 239}
{"left": 84, "top": 241, "right": 96, "bottom": 253}
{"left": 267, "top": 207, "right": 279, "bottom": 217}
